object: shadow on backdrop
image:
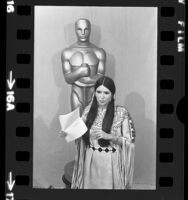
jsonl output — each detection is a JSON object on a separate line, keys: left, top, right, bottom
{"left": 124, "top": 92, "right": 156, "bottom": 186}
{"left": 105, "top": 52, "right": 116, "bottom": 79}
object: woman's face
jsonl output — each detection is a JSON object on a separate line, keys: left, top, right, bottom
{"left": 95, "top": 85, "right": 112, "bottom": 107}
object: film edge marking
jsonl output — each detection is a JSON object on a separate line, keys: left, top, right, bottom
{"left": 6, "top": 71, "right": 16, "bottom": 111}
{"left": 178, "top": 0, "right": 185, "bottom": 4}
{"left": 177, "top": 20, "right": 185, "bottom": 52}
{"left": 7, "top": 0, "right": 15, "bottom": 13}
{"left": 6, "top": 171, "right": 15, "bottom": 200}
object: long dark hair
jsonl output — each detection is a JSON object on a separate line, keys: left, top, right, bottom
{"left": 82, "top": 76, "right": 116, "bottom": 147}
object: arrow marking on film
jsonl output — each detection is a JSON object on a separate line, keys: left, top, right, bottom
{"left": 7, "top": 71, "right": 15, "bottom": 90}
{"left": 6, "top": 172, "right": 15, "bottom": 191}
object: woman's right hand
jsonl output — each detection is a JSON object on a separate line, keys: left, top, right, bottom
{"left": 58, "top": 130, "right": 67, "bottom": 138}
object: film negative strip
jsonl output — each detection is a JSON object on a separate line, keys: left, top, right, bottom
{"left": 3, "top": 0, "right": 185, "bottom": 199}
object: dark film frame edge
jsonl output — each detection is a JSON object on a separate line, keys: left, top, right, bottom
{"left": 4, "top": 0, "right": 185, "bottom": 200}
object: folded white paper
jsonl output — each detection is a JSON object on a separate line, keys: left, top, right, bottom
{"left": 59, "top": 107, "right": 88, "bottom": 142}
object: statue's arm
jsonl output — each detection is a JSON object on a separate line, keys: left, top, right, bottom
{"left": 96, "top": 48, "right": 106, "bottom": 76}
{"left": 83, "top": 48, "right": 106, "bottom": 84}
{"left": 61, "top": 50, "right": 88, "bottom": 84}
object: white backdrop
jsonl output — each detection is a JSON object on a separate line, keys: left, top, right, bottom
{"left": 33, "top": 6, "right": 157, "bottom": 189}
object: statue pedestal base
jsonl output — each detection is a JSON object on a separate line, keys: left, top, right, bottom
{"left": 62, "top": 160, "right": 75, "bottom": 189}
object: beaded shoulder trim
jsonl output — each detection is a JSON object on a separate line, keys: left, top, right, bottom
{"left": 112, "top": 106, "right": 128, "bottom": 129}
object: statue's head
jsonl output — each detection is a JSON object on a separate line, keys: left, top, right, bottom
{"left": 75, "top": 18, "right": 91, "bottom": 43}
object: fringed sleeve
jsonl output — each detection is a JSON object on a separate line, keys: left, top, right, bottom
{"left": 119, "top": 108, "right": 136, "bottom": 189}
{"left": 71, "top": 104, "right": 91, "bottom": 189}
{"left": 71, "top": 138, "right": 86, "bottom": 189}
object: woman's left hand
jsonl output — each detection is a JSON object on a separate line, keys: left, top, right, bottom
{"left": 92, "top": 130, "right": 112, "bottom": 140}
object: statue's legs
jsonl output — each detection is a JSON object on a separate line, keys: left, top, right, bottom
{"left": 84, "top": 86, "right": 94, "bottom": 106}
{"left": 71, "top": 85, "right": 83, "bottom": 111}
{"left": 71, "top": 85, "right": 94, "bottom": 114}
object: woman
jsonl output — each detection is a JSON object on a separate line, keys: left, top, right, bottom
{"left": 71, "top": 76, "right": 135, "bottom": 189}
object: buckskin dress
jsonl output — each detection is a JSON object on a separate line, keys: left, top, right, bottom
{"left": 71, "top": 103, "right": 135, "bottom": 189}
